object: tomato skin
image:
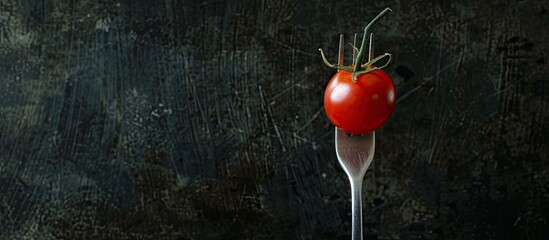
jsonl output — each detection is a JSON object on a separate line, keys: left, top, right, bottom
{"left": 323, "top": 69, "right": 396, "bottom": 134}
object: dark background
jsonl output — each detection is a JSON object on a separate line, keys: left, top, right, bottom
{"left": 0, "top": 0, "right": 548, "bottom": 239}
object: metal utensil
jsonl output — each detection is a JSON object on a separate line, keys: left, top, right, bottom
{"left": 335, "top": 33, "right": 376, "bottom": 240}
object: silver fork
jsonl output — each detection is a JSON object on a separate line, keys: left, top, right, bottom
{"left": 335, "top": 33, "right": 376, "bottom": 240}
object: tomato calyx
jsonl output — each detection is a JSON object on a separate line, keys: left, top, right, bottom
{"left": 318, "top": 7, "right": 393, "bottom": 82}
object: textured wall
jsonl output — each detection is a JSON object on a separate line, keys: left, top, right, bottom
{"left": 0, "top": 0, "right": 548, "bottom": 239}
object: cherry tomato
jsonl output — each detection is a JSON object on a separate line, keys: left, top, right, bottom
{"left": 323, "top": 68, "right": 396, "bottom": 134}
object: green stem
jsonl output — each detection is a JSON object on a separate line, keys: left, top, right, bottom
{"left": 319, "top": 48, "right": 354, "bottom": 72}
{"left": 351, "top": 53, "right": 393, "bottom": 80}
{"left": 348, "top": 43, "right": 359, "bottom": 64}
{"left": 353, "top": 7, "right": 392, "bottom": 72}
{"left": 318, "top": 8, "right": 393, "bottom": 82}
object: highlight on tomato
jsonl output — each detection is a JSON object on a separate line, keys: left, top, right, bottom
{"left": 319, "top": 8, "right": 395, "bottom": 135}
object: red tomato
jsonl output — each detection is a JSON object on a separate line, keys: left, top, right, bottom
{"left": 323, "top": 68, "right": 396, "bottom": 134}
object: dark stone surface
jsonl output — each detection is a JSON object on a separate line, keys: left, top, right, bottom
{"left": 0, "top": 0, "right": 548, "bottom": 239}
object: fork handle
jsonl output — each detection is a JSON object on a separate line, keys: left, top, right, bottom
{"left": 350, "top": 178, "right": 364, "bottom": 240}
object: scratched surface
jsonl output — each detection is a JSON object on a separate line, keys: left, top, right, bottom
{"left": 0, "top": 0, "right": 548, "bottom": 239}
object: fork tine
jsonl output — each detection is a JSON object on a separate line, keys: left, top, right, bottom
{"left": 353, "top": 33, "right": 357, "bottom": 63}
{"left": 368, "top": 33, "right": 374, "bottom": 62}
{"left": 338, "top": 34, "right": 344, "bottom": 70}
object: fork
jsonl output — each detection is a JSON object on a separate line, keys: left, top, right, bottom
{"left": 335, "top": 33, "right": 376, "bottom": 240}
